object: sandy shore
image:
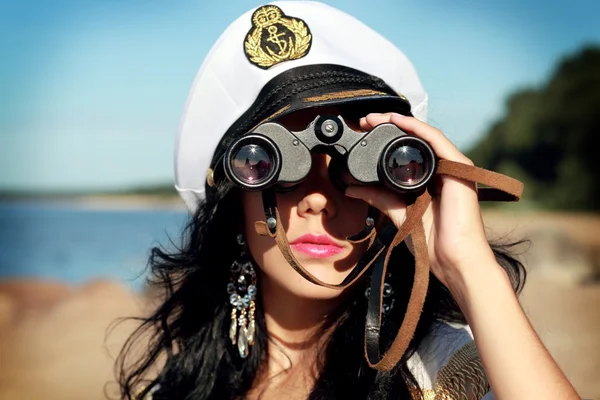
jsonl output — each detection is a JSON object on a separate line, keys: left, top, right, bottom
{"left": 0, "top": 280, "right": 149, "bottom": 400}
{"left": 0, "top": 211, "right": 599, "bottom": 399}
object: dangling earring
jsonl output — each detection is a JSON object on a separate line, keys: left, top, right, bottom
{"left": 227, "top": 233, "right": 257, "bottom": 358}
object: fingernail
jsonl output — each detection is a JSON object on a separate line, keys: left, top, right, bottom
{"left": 359, "top": 117, "right": 366, "bottom": 125}
{"left": 345, "top": 186, "right": 360, "bottom": 198}
{"left": 366, "top": 113, "right": 382, "bottom": 118}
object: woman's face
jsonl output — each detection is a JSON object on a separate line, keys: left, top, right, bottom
{"left": 242, "top": 108, "right": 371, "bottom": 300}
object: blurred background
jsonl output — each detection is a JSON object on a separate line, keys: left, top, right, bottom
{"left": 0, "top": 0, "right": 598, "bottom": 399}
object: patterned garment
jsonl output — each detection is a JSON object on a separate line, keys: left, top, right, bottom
{"left": 408, "top": 321, "right": 494, "bottom": 400}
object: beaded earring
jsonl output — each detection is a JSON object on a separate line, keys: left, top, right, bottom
{"left": 227, "top": 233, "right": 257, "bottom": 358}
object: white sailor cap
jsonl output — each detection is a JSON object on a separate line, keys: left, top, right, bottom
{"left": 175, "top": 1, "right": 428, "bottom": 211}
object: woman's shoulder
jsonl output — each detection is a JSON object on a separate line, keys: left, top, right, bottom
{"left": 407, "top": 320, "right": 495, "bottom": 399}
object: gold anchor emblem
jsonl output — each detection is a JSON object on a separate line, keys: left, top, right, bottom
{"left": 244, "top": 5, "right": 312, "bottom": 69}
{"left": 266, "top": 25, "right": 289, "bottom": 55}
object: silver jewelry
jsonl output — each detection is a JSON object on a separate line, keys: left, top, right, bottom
{"left": 228, "top": 233, "right": 257, "bottom": 358}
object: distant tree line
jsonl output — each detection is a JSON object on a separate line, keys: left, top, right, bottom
{"left": 467, "top": 46, "right": 600, "bottom": 211}
{"left": 0, "top": 184, "right": 178, "bottom": 199}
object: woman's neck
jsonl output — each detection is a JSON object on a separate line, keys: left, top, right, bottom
{"left": 257, "top": 273, "right": 344, "bottom": 385}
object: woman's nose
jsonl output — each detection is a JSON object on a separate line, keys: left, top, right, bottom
{"left": 296, "top": 155, "right": 338, "bottom": 219}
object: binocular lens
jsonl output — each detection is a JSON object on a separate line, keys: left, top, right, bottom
{"left": 384, "top": 140, "right": 431, "bottom": 187}
{"left": 231, "top": 144, "right": 274, "bottom": 185}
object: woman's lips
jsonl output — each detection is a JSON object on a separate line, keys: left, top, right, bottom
{"left": 290, "top": 234, "right": 344, "bottom": 258}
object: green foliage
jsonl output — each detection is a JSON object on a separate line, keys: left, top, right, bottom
{"left": 468, "top": 46, "right": 600, "bottom": 211}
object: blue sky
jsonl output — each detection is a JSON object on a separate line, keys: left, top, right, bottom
{"left": 1, "top": 0, "right": 599, "bottom": 192}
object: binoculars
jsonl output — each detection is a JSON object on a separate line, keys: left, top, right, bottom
{"left": 220, "top": 115, "right": 437, "bottom": 193}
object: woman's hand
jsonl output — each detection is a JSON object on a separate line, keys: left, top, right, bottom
{"left": 345, "top": 113, "right": 499, "bottom": 291}
{"left": 346, "top": 113, "right": 581, "bottom": 400}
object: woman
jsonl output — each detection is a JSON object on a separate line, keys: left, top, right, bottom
{"left": 117, "top": 2, "right": 580, "bottom": 399}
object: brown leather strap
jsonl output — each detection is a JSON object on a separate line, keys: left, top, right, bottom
{"left": 365, "top": 191, "right": 431, "bottom": 370}
{"left": 437, "top": 160, "right": 524, "bottom": 202}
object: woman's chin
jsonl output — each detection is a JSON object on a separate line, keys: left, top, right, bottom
{"left": 271, "top": 260, "right": 358, "bottom": 300}
{"left": 255, "top": 245, "right": 363, "bottom": 301}
{"left": 287, "top": 278, "right": 351, "bottom": 301}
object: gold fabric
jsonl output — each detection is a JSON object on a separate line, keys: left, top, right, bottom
{"left": 413, "top": 341, "right": 490, "bottom": 400}
{"left": 302, "top": 89, "right": 388, "bottom": 102}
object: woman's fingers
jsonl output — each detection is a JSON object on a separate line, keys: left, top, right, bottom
{"left": 344, "top": 185, "right": 407, "bottom": 229}
{"left": 360, "top": 113, "right": 473, "bottom": 165}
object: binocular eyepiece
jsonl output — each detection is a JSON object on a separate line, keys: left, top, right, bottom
{"left": 221, "top": 115, "right": 436, "bottom": 194}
